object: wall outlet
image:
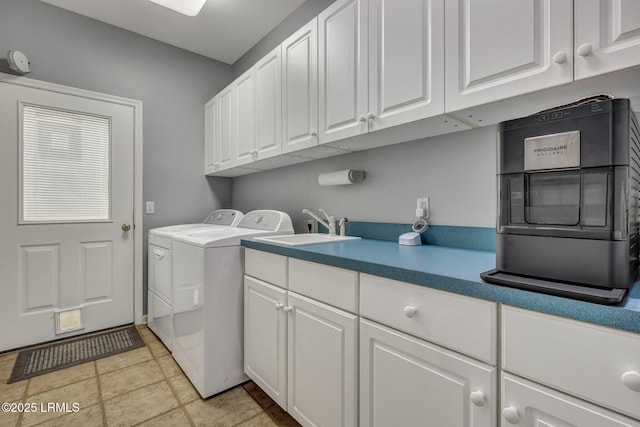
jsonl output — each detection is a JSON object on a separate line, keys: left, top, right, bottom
{"left": 307, "top": 219, "right": 318, "bottom": 233}
{"left": 146, "top": 201, "right": 155, "bottom": 214}
{"left": 416, "top": 197, "right": 430, "bottom": 219}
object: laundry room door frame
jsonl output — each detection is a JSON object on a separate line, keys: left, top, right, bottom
{"left": 0, "top": 72, "right": 144, "bottom": 326}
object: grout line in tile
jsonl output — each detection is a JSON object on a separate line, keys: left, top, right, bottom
{"left": 97, "top": 355, "right": 158, "bottom": 379}
{"left": 15, "top": 378, "right": 31, "bottom": 426}
{"left": 130, "top": 406, "right": 192, "bottom": 427}
{"left": 157, "top": 353, "right": 197, "bottom": 426}
{"left": 100, "top": 377, "right": 167, "bottom": 405}
{"left": 93, "top": 360, "right": 108, "bottom": 426}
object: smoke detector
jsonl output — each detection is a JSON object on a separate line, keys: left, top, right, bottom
{"left": 7, "top": 50, "right": 31, "bottom": 75}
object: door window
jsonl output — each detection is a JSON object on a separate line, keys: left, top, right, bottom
{"left": 21, "top": 104, "right": 111, "bottom": 223}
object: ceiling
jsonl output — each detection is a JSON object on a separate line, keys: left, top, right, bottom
{"left": 40, "top": 0, "right": 305, "bottom": 64}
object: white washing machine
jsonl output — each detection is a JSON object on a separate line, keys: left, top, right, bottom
{"left": 147, "top": 209, "right": 244, "bottom": 350}
{"left": 171, "top": 210, "right": 293, "bottom": 398}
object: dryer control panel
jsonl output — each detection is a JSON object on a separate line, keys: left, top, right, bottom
{"left": 238, "top": 210, "right": 294, "bottom": 233}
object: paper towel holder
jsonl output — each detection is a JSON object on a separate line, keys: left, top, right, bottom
{"left": 318, "top": 169, "right": 366, "bottom": 186}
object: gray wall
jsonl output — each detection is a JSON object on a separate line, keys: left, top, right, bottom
{"left": 0, "top": 0, "right": 234, "bottom": 308}
{"left": 233, "top": 126, "right": 498, "bottom": 233}
{"left": 233, "top": 0, "right": 335, "bottom": 77}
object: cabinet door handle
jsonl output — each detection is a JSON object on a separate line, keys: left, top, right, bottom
{"left": 577, "top": 43, "right": 593, "bottom": 57}
{"left": 283, "top": 306, "right": 293, "bottom": 313}
{"left": 502, "top": 407, "right": 520, "bottom": 424}
{"left": 469, "top": 391, "right": 486, "bottom": 407}
{"left": 311, "top": 131, "right": 317, "bottom": 137}
{"left": 367, "top": 112, "right": 375, "bottom": 120}
{"left": 274, "top": 303, "right": 284, "bottom": 311}
{"left": 622, "top": 371, "right": 640, "bottom": 392}
{"left": 359, "top": 115, "right": 367, "bottom": 123}
{"left": 552, "top": 51, "right": 568, "bottom": 64}
{"left": 153, "top": 249, "right": 165, "bottom": 260}
{"left": 403, "top": 306, "right": 417, "bottom": 318}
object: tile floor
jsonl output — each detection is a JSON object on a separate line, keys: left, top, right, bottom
{"left": 0, "top": 326, "right": 301, "bottom": 427}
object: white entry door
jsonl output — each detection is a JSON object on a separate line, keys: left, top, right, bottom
{"left": 0, "top": 80, "right": 135, "bottom": 352}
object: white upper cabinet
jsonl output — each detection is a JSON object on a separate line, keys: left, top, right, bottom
{"left": 575, "top": 0, "right": 640, "bottom": 80}
{"left": 234, "top": 69, "right": 256, "bottom": 166}
{"left": 445, "top": 0, "right": 574, "bottom": 112}
{"left": 282, "top": 19, "right": 319, "bottom": 154}
{"left": 204, "top": 83, "right": 234, "bottom": 174}
{"left": 254, "top": 46, "right": 282, "bottom": 160}
{"left": 318, "top": 0, "right": 369, "bottom": 144}
{"left": 217, "top": 83, "right": 234, "bottom": 170}
{"left": 368, "top": 0, "right": 445, "bottom": 130}
{"left": 221, "top": 46, "right": 283, "bottom": 169}
{"left": 204, "top": 96, "right": 218, "bottom": 173}
{"left": 319, "top": 0, "right": 446, "bottom": 144}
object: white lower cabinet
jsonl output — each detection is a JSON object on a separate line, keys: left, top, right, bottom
{"left": 245, "top": 249, "right": 640, "bottom": 427}
{"left": 287, "top": 292, "right": 358, "bottom": 427}
{"left": 501, "top": 373, "right": 640, "bottom": 427}
{"left": 244, "top": 276, "right": 287, "bottom": 407}
{"left": 360, "top": 318, "right": 496, "bottom": 427}
{"left": 502, "top": 306, "right": 640, "bottom": 421}
{"left": 243, "top": 254, "right": 358, "bottom": 427}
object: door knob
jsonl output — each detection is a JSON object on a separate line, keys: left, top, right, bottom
{"left": 502, "top": 407, "right": 520, "bottom": 424}
{"left": 121, "top": 223, "right": 132, "bottom": 232}
{"left": 552, "top": 51, "right": 568, "bottom": 64}
{"left": 470, "top": 391, "right": 486, "bottom": 407}
{"left": 403, "top": 306, "right": 418, "bottom": 318}
{"left": 621, "top": 371, "right": 640, "bottom": 392}
{"left": 577, "top": 43, "right": 593, "bottom": 57}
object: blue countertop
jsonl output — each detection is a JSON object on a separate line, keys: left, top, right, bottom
{"left": 241, "top": 238, "right": 640, "bottom": 335}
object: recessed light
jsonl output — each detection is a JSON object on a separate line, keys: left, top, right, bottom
{"left": 147, "top": 0, "right": 207, "bottom": 17}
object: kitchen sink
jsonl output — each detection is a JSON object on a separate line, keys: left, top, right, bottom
{"left": 253, "top": 233, "right": 361, "bottom": 246}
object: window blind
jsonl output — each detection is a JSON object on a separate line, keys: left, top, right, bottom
{"left": 21, "top": 104, "right": 111, "bottom": 223}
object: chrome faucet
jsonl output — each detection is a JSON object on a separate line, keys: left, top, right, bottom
{"left": 302, "top": 209, "right": 336, "bottom": 236}
{"left": 338, "top": 217, "right": 349, "bottom": 236}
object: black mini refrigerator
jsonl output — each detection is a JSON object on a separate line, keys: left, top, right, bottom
{"left": 481, "top": 99, "right": 640, "bottom": 304}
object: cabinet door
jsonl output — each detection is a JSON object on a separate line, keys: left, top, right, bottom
{"left": 255, "top": 46, "right": 282, "bottom": 160}
{"left": 501, "top": 374, "right": 640, "bottom": 427}
{"left": 445, "top": 0, "right": 573, "bottom": 112}
{"left": 502, "top": 306, "right": 640, "bottom": 420}
{"left": 217, "top": 83, "right": 234, "bottom": 169}
{"left": 575, "top": 0, "right": 640, "bottom": 80}
{"left": 204, "top": 96, "right": 219, "bottom": 173}
{"left": 368, "top": 0, "right": 445, "bottom": 131}
{"left": 234, "top": 68, "right": 256, "bottom": 166}
{"left": 244, "top": 276, "right": 288, "bottom": 408}
{"left": 287, "top": 292, "right": 358, "bottom": 427}
{"left": 360, "top": 319, "right": 496, "bottom": 427}
{"left": 282, "top": 18, "right": 319, "bottom": 154}
{"left": 318, "top": 0, "right": 368, "bottom": 144}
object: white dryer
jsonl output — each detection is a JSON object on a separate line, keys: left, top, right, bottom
{"left": 171, "top": 210, "right": 293, "bottom": 398}
{"left": 147, "top": 209, "right": 243, "bottom": 350}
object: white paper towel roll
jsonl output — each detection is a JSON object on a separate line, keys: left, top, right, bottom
{"left": 318, "top": 170, "right": 365, "bottom": 186}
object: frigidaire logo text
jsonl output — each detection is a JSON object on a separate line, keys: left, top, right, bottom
{"left": 533, "top": 145, "right": 568, "bottom": 153}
